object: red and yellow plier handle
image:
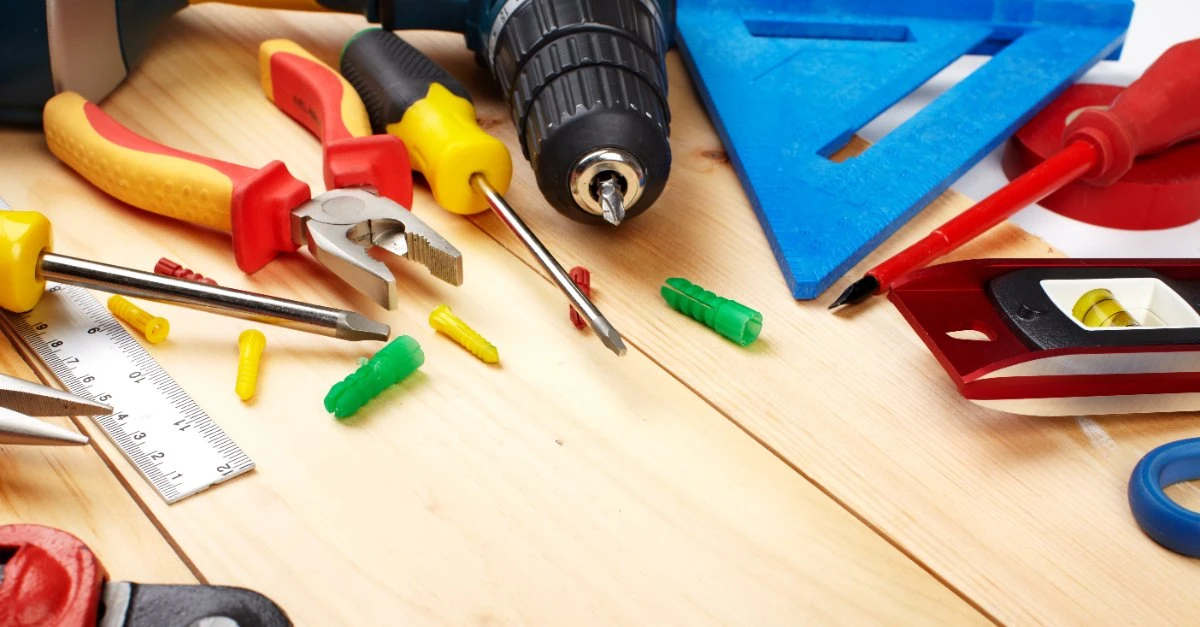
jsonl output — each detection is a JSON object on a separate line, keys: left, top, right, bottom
{"left": 41, "top": 43, "right": 412, "bottom": 275}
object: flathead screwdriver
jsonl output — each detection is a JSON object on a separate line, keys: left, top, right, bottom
{"left": 340, "top": 30, "right": 627, "bottom": 356}
{"left": 0, "top": 207, "right": 389, "bottom": 342}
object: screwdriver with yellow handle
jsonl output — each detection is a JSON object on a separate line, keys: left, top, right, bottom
{"left": 334, "top": 30, "right": 628, "bottom": 357}
{"left": 0, "top": 202, "right": 389, "bottom": 342}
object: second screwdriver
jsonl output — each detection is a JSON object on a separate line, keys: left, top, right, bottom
{"left": 0, "top": 207, "right": 389, "bottom": 342}
{"left": 339, "top": 30, "right": 627, "bottom": 357}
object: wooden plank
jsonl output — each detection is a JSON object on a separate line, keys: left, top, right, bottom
{"left": 0, "top": 339, "right": 196, "bottom": 585}
{"left": 458, "top": 29, "right": 1200, "bottom": 627}
{"left": 0, "top": 6, "right": 986, "bottom": 625}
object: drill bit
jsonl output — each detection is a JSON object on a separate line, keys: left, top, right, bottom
{"left": 472, "top": 175, "right": 627, "bottom": 356}
{"left": 597, "top": 177, "right": 627, "bottom": 226}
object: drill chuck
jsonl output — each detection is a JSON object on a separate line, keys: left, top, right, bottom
{"left": 484, "top": 0, "right": 674, "bottom": 225}
{"left": 570, "top": 149, "right": 645, "bottom": 225}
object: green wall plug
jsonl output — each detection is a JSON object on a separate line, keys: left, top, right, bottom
{"left": 661, "top": 278, "right": 763, "bottom": 346}
{"left": 325, "top": 335, "right": 425, "bottom": 419}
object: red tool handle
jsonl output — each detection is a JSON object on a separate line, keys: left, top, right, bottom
{"left": 260, "top": 39, "right": 414, "bottom": 208}
{"left": 860, "top": 39, "right": 1200, "bottom": 295}
{"left": 868, "top": 141, "right": 1098, "bottom": 289}
{"left": 1066, "top": 38, "right": 1200, "bottom": 186}
{"left": 43, "top": 92, "right": 309, "bottom": 273}
{"left": 0, "top": 525, "right": 106, "bottom": 627}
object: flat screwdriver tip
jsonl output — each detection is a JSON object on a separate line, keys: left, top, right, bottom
{"left": 829, "top": 276, "right": 881, "bottom": 310}
{"left": 337, "top": 313, "right": 392, "bottom": 342}
{"left": 578, "top": 299, "right": 627, "bottom": 356}
{"left": 600, "top": 328, "right": 628, "bottom": 356}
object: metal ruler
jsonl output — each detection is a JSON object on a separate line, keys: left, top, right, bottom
{"left": 0, "top": 283, "right": 254, "bottom": 503}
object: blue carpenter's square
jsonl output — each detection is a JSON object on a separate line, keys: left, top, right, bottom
{"left": 675, "top": 0, "right": 1133, "bottom": 299}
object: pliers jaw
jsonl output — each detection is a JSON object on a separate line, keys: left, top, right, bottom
{"left": 291, "top": 189, "right": 463, "bottom": 310}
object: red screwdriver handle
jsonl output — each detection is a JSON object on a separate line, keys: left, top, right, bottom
{"left": 1066, "top": 38, "right": 1200, "bottom": 186}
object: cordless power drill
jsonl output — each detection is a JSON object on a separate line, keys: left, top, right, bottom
{"left": 0, "top": 0, "right": 674, "bottom": 224}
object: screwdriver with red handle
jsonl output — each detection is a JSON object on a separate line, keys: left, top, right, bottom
{"left": 830, "top": 39, "right": 1200, "bottom": 310}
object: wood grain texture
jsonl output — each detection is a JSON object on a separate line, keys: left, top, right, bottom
{"left": 459, "top": 29, "right": 1200, "bottom": 627}
{"left": 0, "top": 341, "right": 197, "bottom": 585}
{"left": 0, "top": 6, "right": 985, "bottom": 625}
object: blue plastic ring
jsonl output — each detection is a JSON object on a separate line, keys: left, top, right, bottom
{"left": 1129, "top": 437, "right": 1200, "bottom": 557}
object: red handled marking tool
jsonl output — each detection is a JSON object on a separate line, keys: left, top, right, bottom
{"left": 0, "top": 524, "right": 291, "bottom": 626}
{"left": 42, "top": 45, "right": 461, "bottom": 311}
{"left": 831, "top": 39, "right": 1200, "bottom": 310}
{"left": 1003, "top": 83, "right": 1200, "bottom": 231}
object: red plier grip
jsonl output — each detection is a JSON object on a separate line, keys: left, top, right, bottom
{"left": 260, "top": 39, "right": 414, "bottom": 209}
{"left": 43, "top": 92, "right": 310, "bottom": 274}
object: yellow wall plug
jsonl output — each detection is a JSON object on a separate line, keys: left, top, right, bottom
{"left": 107, "top": 295, "right": 169, "bottom": 344}
{"left": 429, "top": 305, "right": 499, "bottom": 364}
{"left": 236, "top": 329, "right": 267, "bottom": 401}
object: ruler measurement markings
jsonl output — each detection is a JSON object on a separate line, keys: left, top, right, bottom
{"left": 1, "top": 283, "right": 254, "bottom": 503}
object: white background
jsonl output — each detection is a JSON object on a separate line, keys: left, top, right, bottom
{"left": 858, "top": 0, "right": 1199, "bottom": 258}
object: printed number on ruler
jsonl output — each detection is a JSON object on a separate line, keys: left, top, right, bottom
{"left": 2, "top": 283, "right": 253, "bottom": 503}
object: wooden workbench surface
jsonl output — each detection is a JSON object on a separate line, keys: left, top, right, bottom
{"left": 2, "top": 6, "right": 1197, "bottom": 625}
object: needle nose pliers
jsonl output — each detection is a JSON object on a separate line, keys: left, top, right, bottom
{"left": 0, "top": 372, "right": 109, "bottom": 446}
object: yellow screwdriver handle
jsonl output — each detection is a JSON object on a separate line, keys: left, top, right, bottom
{"left": 0, "top": 211, "right": 52, "bottom": 313}
{"left": 340, "top": 29, "right": 512, "bottom": 215}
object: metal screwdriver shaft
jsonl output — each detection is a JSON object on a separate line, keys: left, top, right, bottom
{"left": 2, "top": 200, "right": 388, "bottom": 342}
{"left": 39, "top": 254, "right": 389, "bottom": 342}
{"left": 340, "top": 32, "right": 627, "bottom": 357}
{"left": 473, "top": 176, "right": 627, "bottom": 356}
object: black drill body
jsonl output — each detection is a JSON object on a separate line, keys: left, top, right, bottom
{"left": 484, "top": 0, "right": 675, "bottom": 224}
